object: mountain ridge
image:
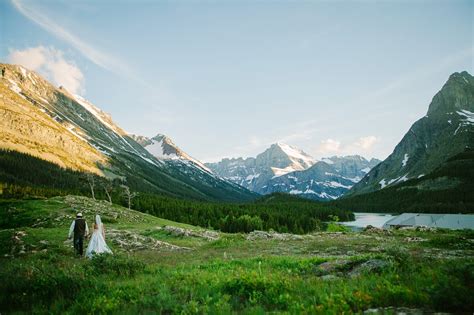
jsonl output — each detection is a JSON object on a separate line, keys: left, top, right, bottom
{"left": 130, "top": 133, "right": 212, "bottom": 173}
{"left": 206, "top": 143, "right": 380, "bottom": 200}
{"left": 0, "top": 63, "right": 255, "bottom": 202}
{"left": 348, "top": 70, "right": 474, "bottom": 196}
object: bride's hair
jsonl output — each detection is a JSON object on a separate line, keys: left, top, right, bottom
{"left": 95, "top": 214, "right": 102, "bottom": 226}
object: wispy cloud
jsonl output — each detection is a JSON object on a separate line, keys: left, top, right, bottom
{"left": 353, "top": 136, "right": 377, "bottom": 150}
{"left": 315, "top": 136, "right": 379, "bottom": 158}
{"left": 10, "top": 0, "right": 142, "bottom": 84}
{"left": 8, "top": 46, "right": 84, "bottom": 94}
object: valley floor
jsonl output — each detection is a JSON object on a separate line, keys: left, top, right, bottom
{"left": 0, "top": 196, "right": 473, "bottom": 314}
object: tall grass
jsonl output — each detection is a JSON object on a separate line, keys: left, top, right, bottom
{"left": 1, "top": 253, "right": 472, "bottom": 314}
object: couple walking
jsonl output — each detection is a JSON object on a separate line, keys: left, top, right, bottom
{"left": 68, "top": 213, "right": 112, "bottom": 258}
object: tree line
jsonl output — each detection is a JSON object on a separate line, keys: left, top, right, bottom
{"left": 0, "top": 150, "right": 353, "bottom": 233}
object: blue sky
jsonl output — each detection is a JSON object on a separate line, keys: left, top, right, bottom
{"left": 1, "top": 0, "right": 473, "bottom": 162}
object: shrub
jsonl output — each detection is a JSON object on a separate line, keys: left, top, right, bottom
{"left": 428, "top": 261, "right": 474, "bottom": 311}
{"left": 0, "top": 259, "right": 93, "bottom": 312}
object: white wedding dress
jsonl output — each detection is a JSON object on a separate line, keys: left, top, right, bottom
{"left": 86, "top": 215, "right": 113, "bottom": 258}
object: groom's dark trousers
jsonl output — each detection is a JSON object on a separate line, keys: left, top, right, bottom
{"left": 74, "top": 218, "right": 86, "bottom": 256}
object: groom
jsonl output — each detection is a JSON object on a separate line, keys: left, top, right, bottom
{"left": 68, "top": 213, "right": 89, "bottom": 256}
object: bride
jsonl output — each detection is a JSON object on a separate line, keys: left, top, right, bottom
{"left": 86, "top": 215, "right": 113, "bottom": 258}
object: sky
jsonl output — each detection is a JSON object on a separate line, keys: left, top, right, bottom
{"left": 1, "top": 0, "right": 473, "bottom": 162}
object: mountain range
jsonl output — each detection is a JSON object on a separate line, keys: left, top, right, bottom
{"left": 1, "top": 62, "right": 472, "bottom": 210}
{"left": 205, "top": 143, "right": 380, "bottom": 200}
{"left": 0, "top": 63, "right": 255, "bottom": 202}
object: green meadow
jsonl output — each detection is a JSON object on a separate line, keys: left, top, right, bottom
{"left": 1, "top": 196, "right": 473, "bottom": 314}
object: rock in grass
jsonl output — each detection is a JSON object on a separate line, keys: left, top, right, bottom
{"left": 363, "top": 306, "right": 428, "bottom": 314}
{"left": 363, "top": 225, "right": 392, "bottom": 235}
{"left": 349, "top": 259, "right": 392, "bottom": 278}
{"left": 107, "top": 229, "right": 191, "bottom": 252}
{"left": 404, "top": 237, "right": 427, "bottom": 242}
{"left": 246, "top": 230, "right": 305, "bottom": 241}
{"left": 314, "top": 259, "right": 351, "bottom": 276}
{"left": 163, "top": 226, "right": 219, "bottom": 241}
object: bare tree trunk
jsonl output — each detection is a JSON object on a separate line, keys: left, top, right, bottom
{"left": 121, "top": 184, "right": 137, "bottom": 210}
{"left": 87, "top": 174, "right": 95, "bottom": 200}
{"left": 104, "top": 187, "right": 112, "bottom": 204}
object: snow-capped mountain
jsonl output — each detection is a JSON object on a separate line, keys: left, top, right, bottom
{"left": 266, "top": 142, "right": 316, "bottom": 176}
{"left": 130, "top": 134, "right": 211, "bottom": 173}
{"left": 0, "top": 63, "right": 255, "bottom": 202}
{"left": 261, "top": 155, "right": 380, "bottom": 200}
{"left": 205, "top": 143, "right": 315, "bottom": 192}
{"left": 206, "top": 143, "right": 380, "bottom": 200}
{"left": 348, "top": 71, "right": 474, "bottom": 196}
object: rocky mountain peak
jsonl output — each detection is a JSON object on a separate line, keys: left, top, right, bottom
{"left": 349, "top": 70, "right": 474, "bottom": 196}
{"left": 260, "top": 142, "right": 315, "bottom": 175}
{"left": 427, "top": 71, "right": 474, "bottom": 117}
{"left": 131, "top": 133, "right": 212, "bottom": 173}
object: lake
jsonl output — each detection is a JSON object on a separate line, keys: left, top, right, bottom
{"left": 340, "top": 212, "right": 396, "bottom": 230}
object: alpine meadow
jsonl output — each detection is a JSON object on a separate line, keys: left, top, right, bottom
{"left": 0, "top": 1, "right": 473, "bottom": 314}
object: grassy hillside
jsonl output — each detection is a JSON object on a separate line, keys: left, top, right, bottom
{"left": 1, "top": 196, "right": 473, "bottom": 313}
{"left": 334, "top": 149, "right": 474, "bottom": 213}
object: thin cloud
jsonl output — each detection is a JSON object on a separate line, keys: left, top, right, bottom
{"left": 317, "top": 139, "right": 341, "bottom": 155}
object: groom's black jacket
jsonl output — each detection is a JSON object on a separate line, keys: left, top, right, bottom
{"left": 74, "top": 218, "right": 87, "bottom": 238}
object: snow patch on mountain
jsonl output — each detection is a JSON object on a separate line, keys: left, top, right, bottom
{"left": 402, "top": 153, "right": 409, "bottom": 167}
{"left": 322, "top": 158, "right": 335, "bottom": 164}
{"left": 19, "top": 66, "right": 27, "bottom": 78}
{"left": 457, "top": 110, "right": 474, "bottom": 123}
{"left": 271, "top": 166, "right": 301, "bottom": 178}
{"left": 396, "top": 173, "right": 410, "bottom": 184}
{"left": 7, "top": 79, "right": 24, "bottom": 97}
{"left": 146, "top": 138, "right": 178, "bottom": 159}
{"left": 276, "top": 142, "right": 315, "bottom": 168}
{"left": 133, "top": 134, "right": 212, "bottom": 173}
{"left": 73, "top": 94, "right": 124, "bottom": 136}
